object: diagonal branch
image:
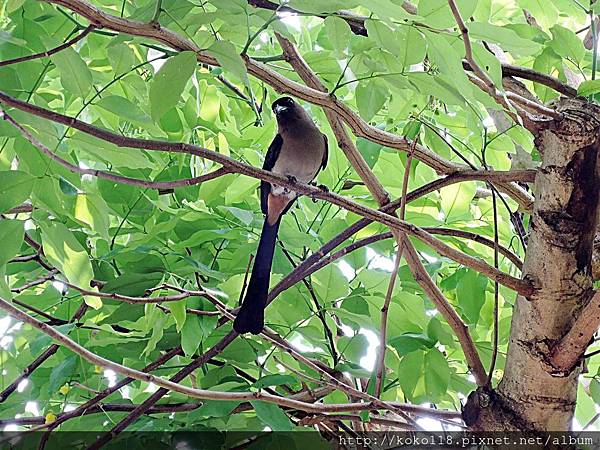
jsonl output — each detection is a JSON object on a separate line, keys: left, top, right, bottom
{"left": 275, "top": 32, "right": 390, "bottom": 206}
{"left": 2, "top": 110, "right": 229, "bottom": 189}
{"left": 41, "top": 0, "right": 534, "bottom": 212}
{"left": 403, "top": 241, "right": 488, "bottom": 384}
{"left": 448, "top": 0, "right": 562, "bottom": 127}
{"left": 0, "top": 25, "right": 96, "bottom": 67}
{"left": 0, "top": 92, "right": 533, "bottom": 296}
{"left": 38, "top": 346, "right": 183, "bottom": 446}
{"left": 0, "top": 302, "right": 87, "bottom": 403}
{"left": 549, "top": 289, "right": 600, "bottom": 372}
{"left": 0, "top": 304, "right": 290, "bottom": 410}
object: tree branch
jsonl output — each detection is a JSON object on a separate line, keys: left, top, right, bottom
{"left": 0, "top": 302, "right": 87, "bottom": 403}
{"left": 249, "top": 0, "right": 576, "bottom": 100}
{"left": 38, "top": 347, "right": 183, "bottom": 444}
{"left": 0, "top": 25, "right": 96, "bottom": 67}
{"left": 40, "top": 0, "right": 534, "bottom": 212}
{"left": 275, "top": 32, "right": 390, "bottom": 206}
{"left": 0, "top": 92, "right": 533, "bottom": 296}
{"left": 1, "top": 110, "right": 228, "bottom": 190}
{"left": 463, "top": 61, "right": 577, "bottom": 98}
{"left": 1, "top": 403, "right": 201, "bottom": 426}
{"left": 0, "top": 305, "right": 332, "bottom": 414}
{"left": 549, "top": 289, "right": 600, "bottom": 373}
{"left": 448, "top": 0, "right": 561, "bottom": 128}
{"left": 403, "top": 241, "right": 488, "bottom": 385}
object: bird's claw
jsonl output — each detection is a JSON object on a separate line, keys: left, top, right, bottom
{"left": 310, "top": 183, "right": 329, "bottom": 202}
{"left": 286, "top": 175, "right": 297, "bottom": 184}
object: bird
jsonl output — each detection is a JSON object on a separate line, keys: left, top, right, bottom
{"left": 233, "top": 96, "right": 328, "bottom": 335}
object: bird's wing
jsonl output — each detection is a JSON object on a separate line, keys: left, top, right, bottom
{"left": 261, "top": 133, "right": 283, "bottom": 215}
{"left": 321, "top": 133, "right": 328, "bottom": 170}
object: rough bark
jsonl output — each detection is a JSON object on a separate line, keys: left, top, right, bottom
{"left": 464, "top": 98, "right": 600, "bottom": 431}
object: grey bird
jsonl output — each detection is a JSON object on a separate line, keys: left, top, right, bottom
{"left": 233, "top": 96, "right": 328, "bottom": 334}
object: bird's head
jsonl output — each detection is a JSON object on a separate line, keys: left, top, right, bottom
{"left": 272, "top": 96, "right": 301, "bottom": 121}
{"left": 271, "top": 96, "right": 314, "bottom": 132}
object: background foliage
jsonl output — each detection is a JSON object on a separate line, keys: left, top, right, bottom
{"left": 1, "top": 0, "right": 600, "bottom": 441}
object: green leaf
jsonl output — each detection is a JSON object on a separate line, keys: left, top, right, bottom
{"left": 0, "top": 170, "right": 34, "bottom": 213}
{"left": 423, "top": 348, "right": 450, "bottom": 401}
{"left": 253, "top": 374, "right": 296, "bottom": 390}
{"left": 149, "top": 51, "right": 197, "bottom": 120}
{"left": 96, "top": 95, "right": 152, "bottom": 124}
{"left": 0, "top": 30, "right": 26, "bottom": 46}
{"left": 40, "top": 222, "right": 100, "bottom": 309}
{"left": 324, "top": 16, "right": 350, "bottom": 54}
{"left": 397, "top": 350, "right": 424, "bottom": 401}
{"left": 355, "top": 79, "right": 387, "bottom": 121}
{"left": 467, "top": 22, "right": 543, "bottom": 56}
{"left": 0, "top": 267, "right": 11, "bottom": 301}
{"left": 578, "top": 80, "right": 600, "bottom": 97}
{"left": 70, "top": 132, "right": 153, "bottom": 169}
{"left": 397, "top": 27, "right": 427, "bottom": 68}
{"left": 181, "top": 315, "right": 202, "bottom": 356}
{"left": 440, "top": 181, "right": 476, "bottom": 222}
{"left": 74, "top": 194, "right": 109, "bottom": 240}
{"left": 419, "top": 0, "right": 476, "bottom": 28}
{"left": 50, "top": 47, "right": 92, "bottom": 98}
{"left": 338, "top": 334, "right": 368, "bottom": 364}
{"left": 168, "top": 300, "right": 187, "bottom": 332}
{"left": 0, "top": 219, "right": 24, "bottom": 267}
{"left": 102, "top": 272, "right": 164, "bottom": 296}
{"left": 143, "top": 310, "right": 168, "bottom": 355}
{"left": 427, "top": 317, "right": 455, "bottom": 346}
{"left": 550, "top": 25, "right": 585, "bottom": 62}
{"left": 207, "top": 41, "right": 247, "bottom": 84}
{"left": 457, "top": 270, "right": 488, "bottom": 325}
{"left": 356, "top": 138, "right": 382, "bottom": 169}
{"left": 590, "top": 378, "right": 600, "bottom": 405}
{"left": 517, "top": 0, "right": 558, "bottom": 30}
{"left": 49, "top": 356, "right": 77, "bottom": 391}
{"left": 389, "top": 333, "right": 435, "bottom": 356}
{"left": 533, "top": 48, "right": 562, "bottom": 102}
{"left": 107, "top": 42, "right": 136, "bottom": 76}
{"left": 59, "top": 177, "right": 78, "bottom": 196}
{"left": 250, "top": 401, "right": 294, "bottom": 431}
{"left": 423, "top": 31, "right": 472, "bottom": 99}
{"left": 365, "top": 19, "right": 424, "bottom": 64}
{"left": 6, "top": 0, "right": 26, "bottom": 13}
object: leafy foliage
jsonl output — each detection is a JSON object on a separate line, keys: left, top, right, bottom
{"left": 0, "top": 0, "right": 598, "bottom": 439}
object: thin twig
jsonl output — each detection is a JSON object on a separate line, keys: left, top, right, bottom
{"left": 1, "top": 110, "right": 229, "bottom": 190}
{"left": 449, "top": 0, "right": 561, "bottom": 126}
{"left": 10, "top": 270, "right": 59, "bottom": 294}
{"left": 0, "top": 25, "right": 96, "bottom": 67}
{"left": 373, "top": 147, "right": 415, "bottom": 397}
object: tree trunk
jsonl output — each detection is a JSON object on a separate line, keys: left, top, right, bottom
{"left": 464, "top": 98, "right": 600, "bottom": 431}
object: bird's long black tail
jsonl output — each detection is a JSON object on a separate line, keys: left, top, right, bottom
{"left": 233, "top": 218, "right": 281, "bottom": 334}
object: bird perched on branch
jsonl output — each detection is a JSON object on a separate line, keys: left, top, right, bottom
{"left": 233, "top": 96, "right": 328, "bottom": 334}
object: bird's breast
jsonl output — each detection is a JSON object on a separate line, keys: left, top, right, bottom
{"left": 271, "top": 130, "right": 324, "bottom": 182}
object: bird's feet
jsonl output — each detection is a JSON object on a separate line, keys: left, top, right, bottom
{"left": 286, "top": 175, "right": 298, "bottom": 184}
{"left": 309, "top": 183, "right": 329, "bottom": 202}
{"left": 309, "top": 181, "right": 328, "bottom": 192}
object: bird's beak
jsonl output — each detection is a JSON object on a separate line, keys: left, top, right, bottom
{"left": 274, "top": 104, "right": 288, "bottom": 115}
